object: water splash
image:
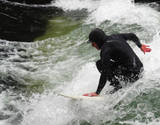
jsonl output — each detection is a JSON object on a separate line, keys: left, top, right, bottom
{"left": 1, "top": 0, "right": 160, "bottom": 125}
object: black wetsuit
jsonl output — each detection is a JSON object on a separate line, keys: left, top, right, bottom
{"left": 95, "top": 33, "right": 143, "bottom": 94}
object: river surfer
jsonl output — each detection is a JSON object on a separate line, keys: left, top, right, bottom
{"left": 83, "top": 28, "right": 151, "bottom": 96}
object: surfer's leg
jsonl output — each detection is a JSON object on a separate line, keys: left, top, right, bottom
{"left": 121, "top": 67, "right": 143, "bottom": 83}
{"left": 107, "top": 63, "right": 123, "bottom": 94}
{"left": 109, "top": 77, "right": 122, "bottom": 94}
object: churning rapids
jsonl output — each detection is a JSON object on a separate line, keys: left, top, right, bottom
{"left": 1, "top": 0, "right": 160, "bottom": 125}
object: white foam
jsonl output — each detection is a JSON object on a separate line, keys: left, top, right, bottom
{"left": 62, "top": 62, "right": 100, "bottom": 95}
{"left": 21, "top": 63, "right": 117, "bottom": 125}
{"left": 54, "top": 0, "right": 99, "bottom": 11}
{"left": 22, "top": 94, "right": 76, "bottom": 125}
{"left": 141, "top": 32, "right": 160, "bottom": 89}
{"left": 88, "top": 0, "right": 160, "bottom": 32}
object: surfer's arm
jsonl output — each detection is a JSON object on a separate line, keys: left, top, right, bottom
{"left": 120, "top": 33, "right": 151, "bottom": 54}
{"left": 96, "top": 47, "right": 112, "bottom": 94}
{"left": 96, "top": 72, "right": 107, "bottom": 94}
{"left": 120, "top": 33, "right": 142, "bottom": 48}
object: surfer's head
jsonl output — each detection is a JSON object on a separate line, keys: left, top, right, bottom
{"left": 88, "top": 28, "right": 106, "bottom": 49}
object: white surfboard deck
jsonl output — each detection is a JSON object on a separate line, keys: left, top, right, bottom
{"left": 59, "top": 93, "right": 104, "bottom": 101}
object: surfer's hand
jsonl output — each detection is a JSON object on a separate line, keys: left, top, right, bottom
{"left": 83, "top": 92, "right": 98, "bottom": 97}
{"left": 141, "top": 44, "right": 151, "bottom": 54}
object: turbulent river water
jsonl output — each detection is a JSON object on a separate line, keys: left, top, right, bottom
{"left": 1, "top": 0, "right": 160, "bottom": 125}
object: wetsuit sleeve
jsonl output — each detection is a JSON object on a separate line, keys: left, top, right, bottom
{"left": 120, "top": 33, "right": 142, "bottom": 48}
{"left": 96, "top": 46, "right": 112, "bottom": 94}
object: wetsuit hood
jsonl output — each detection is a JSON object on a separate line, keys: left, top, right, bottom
{"left": 88, "top": 28, "right": 107, "bottom": 49}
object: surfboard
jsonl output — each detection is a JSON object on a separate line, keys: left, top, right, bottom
{"left": 58, "top": 93, "right": 104, "bottom": 101}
